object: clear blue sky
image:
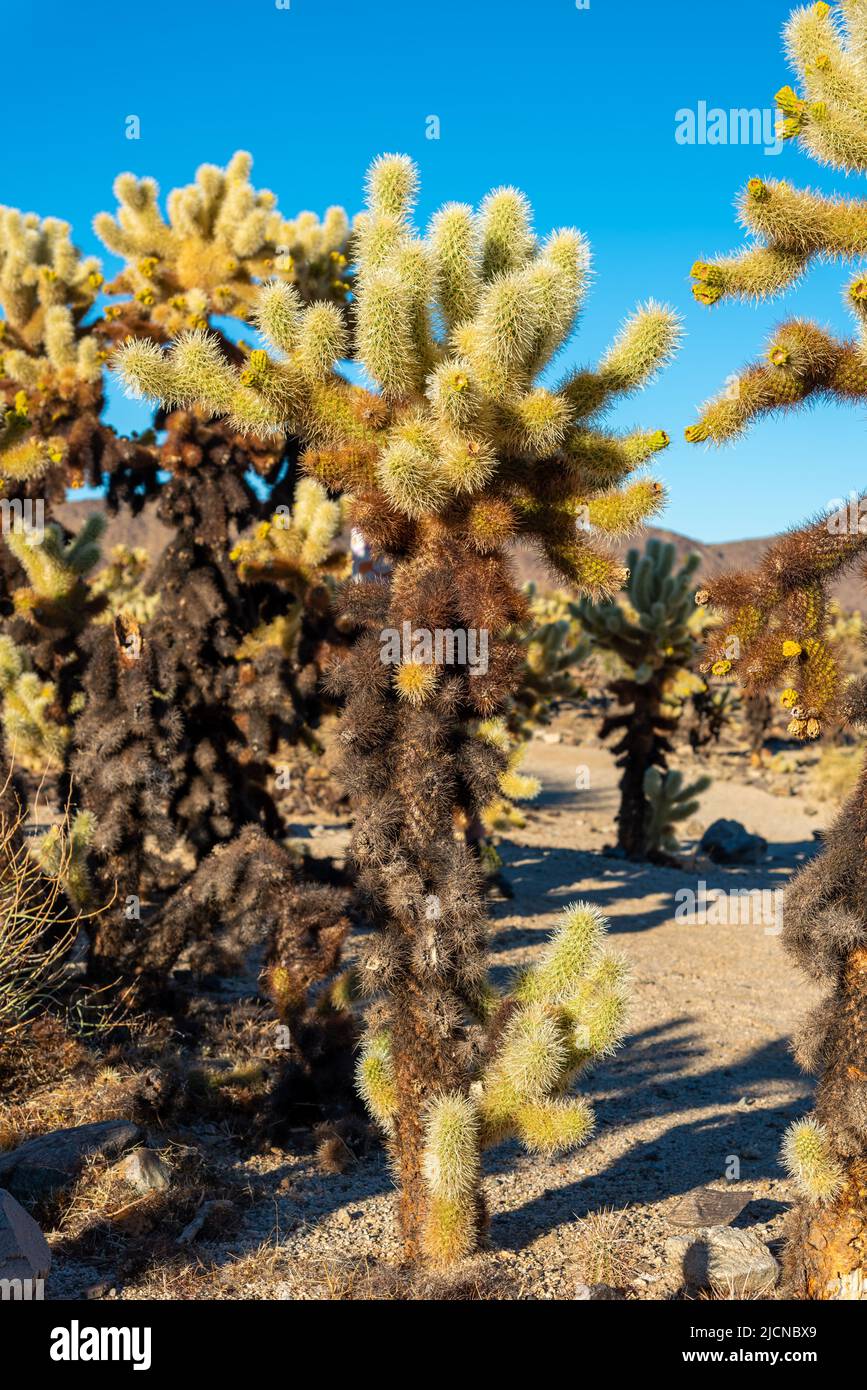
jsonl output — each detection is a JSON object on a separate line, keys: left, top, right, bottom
{"left": 4, "top": 0, "right": 864, "bottom": 541}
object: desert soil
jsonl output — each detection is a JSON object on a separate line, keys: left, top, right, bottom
{"left": 47, "top": 717, "right": 825, "bottom": 1300}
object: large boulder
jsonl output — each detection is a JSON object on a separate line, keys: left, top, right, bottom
{"left": 666, "top": 1226, "right": 779, "bottom": 1296}
{"left": 699, "top": 819, "right": 767, "bottom": 865}
{"left": 0, "top": 1121, "right": 142, "bottom": 1210}
{"left": 0, "top": 1188, "right": 51, "bottom": 1287}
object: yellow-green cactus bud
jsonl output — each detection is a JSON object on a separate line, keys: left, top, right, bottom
{"left": 782, "top": 1117, "right": 844, "bottom": 1203}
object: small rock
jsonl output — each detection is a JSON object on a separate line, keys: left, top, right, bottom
{"left": 0, "top": 1188, "right": 51, "bottom": 1285}
{"left": 0, "top": 1121, "right": 142, "bottom": 1210}
{"left": 666, "top": 1226, "right": 779, "bottom": 1295}
{"left": 116, "top": 1148, "right": 170, "bottom": 1194}
{"left": 699, "top": 818, "right": 767, "bottom": 865}
{"left": 82, "top": 1280, "right": 113, "bottom": 1300}
{"left": 670, "top": 1186, "right": 754, "bottom": 1228}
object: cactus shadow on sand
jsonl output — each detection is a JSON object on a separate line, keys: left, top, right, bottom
{"left": 489, "top": 1022, "right": 810, "bottom": 1253}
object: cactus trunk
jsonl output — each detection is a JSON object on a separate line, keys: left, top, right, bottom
{"left": 793, "top": 1162, "right": 867, "bottom": 1299}
{"left": 785, "top": 944, "right": 867, "bottom": 1299}
{"left": 340, "top": 546, "right": 498, "bottom": 1267}
{"left": 614, "top": 685, "right": 659, "bottom": 858}
{"left": 390, "top": 979, "right": 483, "bottom": 1261}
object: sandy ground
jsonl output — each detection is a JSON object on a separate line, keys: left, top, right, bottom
{"left": 47, "top": 722, "right": 826, "bottom": 1300}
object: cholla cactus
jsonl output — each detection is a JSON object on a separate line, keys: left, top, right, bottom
{"left": 70, "top": 616, "right": 182, "bottom": 963}
{"left": 230, "top": 475, "right": 350, "bottom": 780}
{"left": 31, "top": 809, "right": 94, "bottom": 910}
{"left": 2, "top": 513, "right": 105, "bottom": 726}
{"left": 688, "top": 5, "right": 867, "bottom": 443}
{"left": 100, "top": 151, "right": 353, "bottom": 850}
{"left": 0, "top": 202, "right": 158, "bottom": 529}
{"left": 4, "top": 514, "right": 105, "bottom": 628}
{"left": 114, "top": 412, "right": 286, "bottom": 854}
{"left": 113, "top": 153, "right": 677, "bottom": 1265}
{"left": 95, "top": 151, "right": 352, "bottom": 339}
{"left": 90, "top": 545, "right": 160, "bottom": 624}
{"left": 230, "top": 476, "right": 346, "bottom": 588}
{"left": 579, "top": 539, "right": 706, "bottom": 859}
{"left": 508, "top": 584, "right": 588, "bottom": 737}
{"left": 116, "top": 157, "right": 678, "bottom": 583}
{"left": 783, "top": 1117, "right": 846, "bottom": 1204}
{"left": 772, "top": 748, "right": 867, "bottom": 1297}
{"left": 688, "top": 0, "right": 867, "bottom": 1299}
{"left": 358, "top": 901, "right": 628, "bottom": 1265}
{"left": 0, "top": 205, "right": 105, "bottom": 490}
{"left": 643, "top": 766, "right": 710, "bottom": 857}
{"left": 0, "top": 635, "right": 68, "bottom": 771}
{"left": 696, "top": 510, "right": 855, "bottom": 741}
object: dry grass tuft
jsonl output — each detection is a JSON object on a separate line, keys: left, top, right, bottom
{"left": 0, "top": 806, "right": 77, "bottom": 1043}
{"left": 572, "top": 1207, "right": 639, "bottom": 1289}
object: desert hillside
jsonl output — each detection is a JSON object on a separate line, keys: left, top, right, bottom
{"left": 57, "top": 499, "right": 865, "bottom": 615}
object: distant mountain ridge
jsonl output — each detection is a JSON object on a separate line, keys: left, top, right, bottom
{"left": 513, "top": 526, "right": 866, "bottom": 614}
{"left": 54, "top": 501, "right": 867, "bottom": 616}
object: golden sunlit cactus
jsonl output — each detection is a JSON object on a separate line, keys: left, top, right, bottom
{"left": 116, "top": 154, "right": 679, "bottom": 591}
{"left": 688, "top": 3, "right": 867, "bottom": 442}
{"left": 689, "top": 0, "right": 867, "bottom": 1299}
{"left": 31, "top": 809, "right": 94, "bottom": 909}
{"left": 4, "top": 514, "right": 105, "bottom": 629}
{"left": 357, "top": 901, "right": 628, "bottom": 1266}
{"left": 0, "top": 635, "right": 68, "bottom": 771}
{"left": 783, "top": 1117, "right": 846, "bottom": 1204}
{"left": 112, "top": 152, "right": 676, "bottom": 1267}
{"left": 230, "top": 476, "right": 346, "bottom": 587}
{"left": 0, "top": 205, "right": 105, "bottom": 489}
{"left": 95, "top": 151, "right": 352, "bottom": 339}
